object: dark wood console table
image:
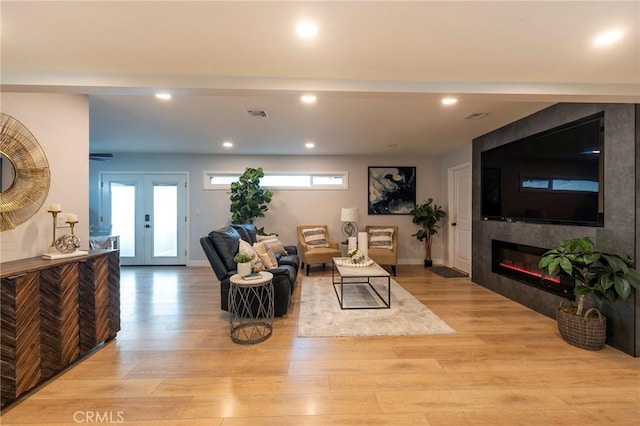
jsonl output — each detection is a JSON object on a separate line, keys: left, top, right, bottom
{"left": 1, "top": 250, "right": 120, "bottom": 407}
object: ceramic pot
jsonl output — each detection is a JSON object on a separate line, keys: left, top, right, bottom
{"left": 237, "top": 261, "right": 252, "bottom": 276}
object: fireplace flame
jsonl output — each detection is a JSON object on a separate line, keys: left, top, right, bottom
{"left": 499, "top": 262, "right": 560, "bottom": 284}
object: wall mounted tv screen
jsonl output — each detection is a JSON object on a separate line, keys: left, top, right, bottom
{"left": 481, "top": 112, "right": 604, "bottom": 227}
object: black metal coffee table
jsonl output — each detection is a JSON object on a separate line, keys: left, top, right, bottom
{"left": 331, "top": 257, "right": 391, "bottom": 309}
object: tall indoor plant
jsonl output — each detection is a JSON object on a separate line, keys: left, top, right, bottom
{"left": 410, "top": 198, "right": 446, "bottom": 267}
{"left": 539, "top": 237, "right": 640, "bottom": 350}
{"left": 229, "top": 167, "right": 273, "bottom": 233}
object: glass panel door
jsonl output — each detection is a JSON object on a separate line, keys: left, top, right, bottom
{"left": 110, "top": 182, "right": 136, "bottom": 258}
{"left": 152, "top": 184, "right": 178, "bottom": 257}
{"left": 144, "top": 175, "right": 187, "bottom": 264}
{"left": 101, "top": 173, "right": 187, "bottom": 266}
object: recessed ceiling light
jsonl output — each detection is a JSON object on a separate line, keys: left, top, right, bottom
{"left": 594, "top": 29, "right": 623, "bottom": 47}
{"left": 442, "top": 97, "right": 458, "bottom": 105}
{"left": 222, "top": 141, "right": 233, "bottom": 148}
{"left": 305, "top": 142, "right": 315, "bottom": 149}
{"left": 301, "top": 94, "right": 317, "bottom": 104}
{"left": 296, "top": 21, "right": 318, "bottom": 39}
{"left": 155, "top": 93, "right": 172, "bottom": 101}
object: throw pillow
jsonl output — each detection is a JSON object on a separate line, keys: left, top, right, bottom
{"left": 302, "top": 227, "right": 329, "bottom": 248}
{"left": 256, "top": 234, "right": 288, "bottom": 255}
{"left": 369, "top": 228, "right": 394, "bottom": 250}
{"left": 239, "top": 239, "right": 264, "bottom": 272}
{"left": 254, "top": 242, "right": 278, "bottom": 269}
{"left": 253, "top": 241, "right": 267, "bottom": 256}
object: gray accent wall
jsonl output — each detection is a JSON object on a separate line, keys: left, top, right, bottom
{"left": 636, "top": 105, "right": 640, "bottom": 357}
{"left": 472, "top": 103, "right": 638, "bottom": 356}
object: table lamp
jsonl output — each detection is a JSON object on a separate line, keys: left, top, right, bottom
{"left": 340, "top": 207, "right": 359, "bottom": 239}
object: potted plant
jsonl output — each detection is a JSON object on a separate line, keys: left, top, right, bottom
{"left": 233, "top": 252, "right": 252, "bottom": 276}
{"left": 539, "top": 237, "right": 640, "bottom": 350}
{"left": 229, "top": 167, "right": 273, "bottom": 234}
{"left": 410, "top": 198, "right": 446, "bottom": 267}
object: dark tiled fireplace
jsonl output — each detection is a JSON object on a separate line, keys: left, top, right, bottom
{"left": 473, "top": 103, "right": 638, "bottom": 356}
{"left": 491, "top": 239, "right": 574, "bottom": 299}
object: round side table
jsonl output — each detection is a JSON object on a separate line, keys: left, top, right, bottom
{"left": 228, "top": 271, "right": 274, "bottom": 344}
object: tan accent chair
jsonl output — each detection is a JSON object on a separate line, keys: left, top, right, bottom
{"left": 366, "top": 225, "right": 398, "bottom": 276}
{"left": 297, "top": 225, "right": 341, "bottom": 275}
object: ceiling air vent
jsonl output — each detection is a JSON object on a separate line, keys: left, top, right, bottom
{"left": 247, "top": 110, "right": 269, "bottom": 118}
{"left": 89, "top": 153, "right": 114, "bottom": 161}
{"left": 462, "top": 112, "right": 489, "bottom": 120}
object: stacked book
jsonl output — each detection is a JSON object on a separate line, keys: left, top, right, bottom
{"left": 242, "top": 271, "right": 262, "bottom": 280}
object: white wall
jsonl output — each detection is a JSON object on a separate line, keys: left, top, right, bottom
{"left": 1, "top": 93, "right": 89, "bottom": 262}
{"left": 90, "top": 154, "right": 448, "bottom": 266}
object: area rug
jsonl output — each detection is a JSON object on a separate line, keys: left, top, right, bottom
{"left": 298, "top": 277, "right": 455, "bottom": 337}
{"left": 429, "top": 266, "right": 469, "bottom": 278}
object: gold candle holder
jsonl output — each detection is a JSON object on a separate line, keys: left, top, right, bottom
{"left": 66, "top": 220, "right": 77, "bottom": 235}
{"left": 48, "top": 210, "right": 60, "bottom": 251}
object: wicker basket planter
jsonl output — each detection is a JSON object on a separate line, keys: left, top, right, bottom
{"left": 556, "top": 300, "right": 606, "bottom": 351}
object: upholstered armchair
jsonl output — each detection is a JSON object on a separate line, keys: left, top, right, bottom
{"left": 366, "top": 225, "right": 398, "bottom": 276}
{"left": 296, "top": 225, "right": 341, "bottom": 275}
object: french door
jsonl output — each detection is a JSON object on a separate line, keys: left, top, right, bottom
{"left": 100, "top": 173, "right": 188, "bottom": 266}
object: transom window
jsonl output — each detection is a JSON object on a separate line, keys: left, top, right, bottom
{"left": 204, "top": 171, "right": 348, "bottom": 190}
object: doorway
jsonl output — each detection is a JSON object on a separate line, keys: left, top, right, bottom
{"left": 99, "top": 173, "right": 188, "bottom": 266}
{"left": 447, "top": 163, "right": 471, "bottom": 274}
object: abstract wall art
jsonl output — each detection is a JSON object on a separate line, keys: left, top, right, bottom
{"left": 368, "top": 166, "right": 416, "bottom": 215}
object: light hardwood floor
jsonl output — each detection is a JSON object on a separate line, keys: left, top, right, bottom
{"left": 2, "top": 265, "right": 639, "bottom": 425}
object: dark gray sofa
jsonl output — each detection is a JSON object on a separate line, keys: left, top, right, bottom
{"left": 200, "top": 224, "right": 299, "bottom": 316}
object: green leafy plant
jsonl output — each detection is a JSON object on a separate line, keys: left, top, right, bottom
{"left": 233, "top": 253, "right": 251, "bottom": 264}
{"left": 539, "top": 237, "right": 640, "bottom": 316}
{"left": 229, "top": 167, "right": 273, "bottom": 233}
{"left": 410, "top": 198, "right": 446, "bottom": 266}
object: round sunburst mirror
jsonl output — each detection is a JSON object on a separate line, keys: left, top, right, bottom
{"left": 0, "top": 113, "right": 51, "bottom": 231}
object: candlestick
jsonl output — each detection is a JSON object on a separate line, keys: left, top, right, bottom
{"left": 66, "top": 218, "right": 78, "bottom": 236}
{"left": 47, "top": 210, "right": 59, "bottom": 251}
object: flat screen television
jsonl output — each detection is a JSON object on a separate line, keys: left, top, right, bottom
{"left": 481, "top": 112, "right": 604, "bottom": 227}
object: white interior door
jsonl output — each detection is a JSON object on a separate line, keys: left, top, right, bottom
{"left": 448, "top": 163, "right": 472, "bottom": 273}
{"left": 100, "top": 173, "right": 188, "bottom": 266}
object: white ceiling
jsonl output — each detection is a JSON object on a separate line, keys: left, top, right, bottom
{"left": 2, "top": 1, "right": 638, "bottom": 156}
